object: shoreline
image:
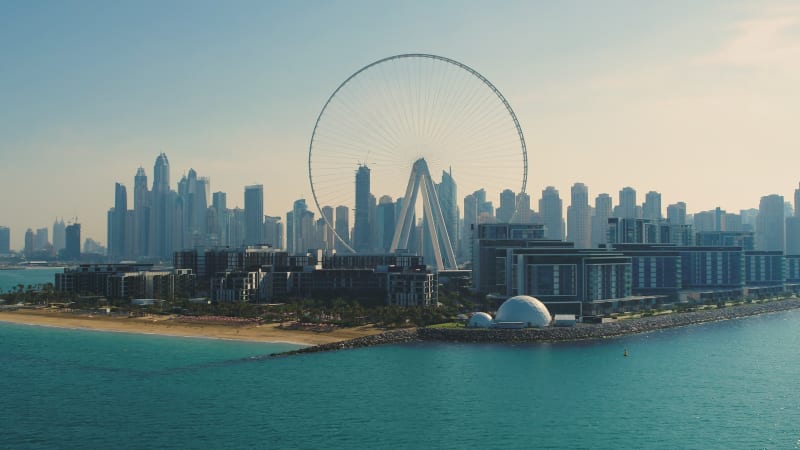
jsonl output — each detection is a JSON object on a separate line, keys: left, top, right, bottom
{"left": 3, "top": 297, "right": 799, "bottom": 354}
{"left": 0, "top": 309, "right": 383, "bottom": 346}
{"left": 273, "top": 297, "right": 800, "bottom": 356}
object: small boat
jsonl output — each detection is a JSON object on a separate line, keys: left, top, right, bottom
{"left": 623, "top": 348, "right": 629, "bottom": 357}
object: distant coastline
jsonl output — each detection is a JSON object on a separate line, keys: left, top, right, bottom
{"left": 273, "top": 297, "right": 800, "bottom": 356}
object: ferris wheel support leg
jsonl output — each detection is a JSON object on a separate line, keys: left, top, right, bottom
{"left": 390, "top": 165, "right": 421, "bottom": 252}
{"left": 420, "top": 181, "right": 445, "bottom": 270}
{"left": 422, "top": 171, "right": 458, "bottom": 270}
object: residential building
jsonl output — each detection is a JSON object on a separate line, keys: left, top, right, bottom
{"left": 65, "top": 223, "right": 81, "bottom": 261}
{"left": 244, "top": 184, "right": 264, "bottom": 246}
{"left": 615, "top": 187, "right": 637, "bottom": 219}
{"left": 567, "top": 182, "right": 590, "bottom": 248}
{"left": 756, "top": 194, "right": 785, "bottom": 251}
{"left": 0, "top": 226, "right": 9, "bottom": 255}
{"left": 591, "top": 193, "right": 612, "bottom": 248}
{"left": 642, "top": 191, "right": 662, "bottom": 220}
{"left": 539, "top": 186, "right": 564, "bottom": 240}
{"left": 353, "top": 164, "right": 371, "bottom": 252}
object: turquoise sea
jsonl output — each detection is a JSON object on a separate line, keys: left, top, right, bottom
{"left": 0, "top": 268, "right": 63, "bottom": 294}
{"left": 2, "top": 309, "right": 800, "bottom": 449}
{"left": 2, "top": 269, "right": 800, "bottom": 448}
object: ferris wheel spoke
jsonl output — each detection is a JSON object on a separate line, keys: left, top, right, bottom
{"left": 309, "top": 54, "right": 528, "bottom": 255}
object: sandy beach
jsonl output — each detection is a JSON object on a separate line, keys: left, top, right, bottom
{"left": 0, "top": 309, "right": 383, "bottom": 346}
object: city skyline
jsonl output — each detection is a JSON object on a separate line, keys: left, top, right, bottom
{"left": 3, "top": 1, "right": 800, "bottom": 249}
{"left": 3, "top": 150, "right": 800, "bottom": 255}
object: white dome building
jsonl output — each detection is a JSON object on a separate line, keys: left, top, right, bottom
{"left": 467, "top": 312, "right": 493, "bottom": 328}
{"left": 494, "top": 295, "right": 552, "bottom": 328}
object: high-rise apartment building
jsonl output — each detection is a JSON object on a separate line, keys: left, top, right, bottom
{"left": 289, "top": 199, "right": 310, "bottom": 254}
{"left": 65, "top": 223, "right": 81, "bottom": 261}
{"left": 474, "top": 189, "right": 494, "bottom": 222}
{"left": 461, "top": 193, "right": 479, "bottom": 260}
{"left": 0, "top": 226, "right": 10, "bottom": 255}
{"left": 667, "top": 202, "right": 687, "bottom": 225}
{"left": 263, "top": 215, "right": 283, "bottom": 250}
{"left": 321, "top": 206, "right": 335, "bottom": 252}
{"left": 795, "top": 183, "right": 800, "bottom": 217}
{"left": 516, "top": 192, "right": 533, "bottom": 224}
{"left": 615, "top": 187, "right": 637, "bottom": 219}
{"left": 740, "top": 208, "right": 758, "bottom": 233}
{"left": 133, "top": 167, "right": 149, "bottom": 257}
{"left": 496, "top": 189, "right": 516, "bottom": 223}
{"left": 149, "top": 153, "right": 172, "bottom": 258}
{"left": 756, "top": 194, "right": 785, "bottom": 251}
{"left": 375, "top": 196, "right": 395, "bottom": 253}
{"left": 52, "top": 218, "right": 66, "bottom": 252}
{"left": 539, "top": 186, "right": 564, "bottom": 240}
{"left": 353, "top": 165, "right": 371, "bottom": 252}
{"left": 437, "top": 170, "right": 459, "bottom": 254}
{"left": 24, "top": 229, "right": 34, "bottom": 259}
{"left": 642, "top": 191, "right": 662, "bottom": 220}
{"left": 109, "top": 182, "right": 127, "bottom": 260}
{"left": 211, "top": 191, "right": 227, "bottom": 246}
{"left": 244, "top": 184, "right": 264, "bottom": 246}
{"left": 591, "top": 193, "right": 612, "bottom": 248}
{"left": 34, "top": 228, "right": 49, "bottom": 251}
{"left": 567, "top": 183, "right": 591, "bottom": 248}
{"left": 335, "top": 205, "right": 350, "bottom": 253}
{"left": 786, "top": 216, "right": 800, "bottom": 255}
{"left": 178, "top": 169, "right": 210, "bottom": 248}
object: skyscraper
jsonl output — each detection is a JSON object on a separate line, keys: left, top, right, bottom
{"left": 756, "top": 194, "right": 784, "bottom": 251}
{"left": 496, "top": 188, "right": 516, "bottom": 223}
{"left": 34, "top": 228, "right": 49, "bottom": 251}
{"left": 244, "top": 184, "right": 264, "bottom": 246}
{"left": 567, "top": 183, "right": 590, "bottom": 248}
{"left": 335, "top": 205, "right": 350, "bottom": 253}
{"left": 153, "top": 153, "right": 170, "bottom": 193}
{"left": 795, "top": 183, "right": 800, "bottom": 217}
{"left": 321, "top": 206, "right": 334, "bottom": 252}
{"left": 591, "top": 193, "right": 612, "bottom": 248}
{"left": 667, "top": 202, "right": 687, "bottom": 225}
{"left": 786, "top": 215, "right": 800, "bottom": 255}
{"left": 264, "top": 215, "right": 283, "bottom": 249}
{"left": 65, "top": 223, "right": 81, "bottom": 261}
{"left": 642, "top": 191, "right": 662, "bottom": 220}
{"left": 24, "top": 229, "right": 34, "bottom": 259}
{"left": 178, "top": 169, "right": 210, "bottom": 248}
{"left": 354, "top": 164, "right": 371, "bottom": 252}
{"left": 516, "top": 192, "right": 533, "bottom": 224}
{"left": 212, "top": 191, "right": 227, "bottom": 246}
{"left": 52, "top": 218, "right": 66, "bottom": 252}
{"left": 436, "top": 169, "right": 459, "bottom": 255}
{"left": 539, "top": 186, "right": 564, "bottom": 240}
{"left": 149, "top": 153, "right": 172, "bottom": 258}
{"left": 290, "top": 199, "right": 309, "bottom": 254}
{"left": 462, "top": 193, "right": 477, "bottom": 259}
{"left": 616, "top": 187, "right": 637, "bottom": 219}
{"left": 133, "top": 167, "right": 149, "bottom": 258}
{"left": 375, "top": 196, "right": 395, "bottom": 253}
{"left": 0, "top": 226, "right": 10, "bottom": 255}
{"left": 110, "top": 182, "right": 127, "bottom": 260}
{"left": 474, "top": 189, "right": 494, "bottom": 222}
{"left": 228, "top": 208, "right": 245, "bottom": 247}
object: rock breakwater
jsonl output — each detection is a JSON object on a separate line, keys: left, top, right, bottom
{"left": 271, "top": 298, "right": 800, "bottom": 357}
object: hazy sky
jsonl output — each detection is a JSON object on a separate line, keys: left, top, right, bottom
{"left": 2, "top": 0, "right": 799, "bottom": 249}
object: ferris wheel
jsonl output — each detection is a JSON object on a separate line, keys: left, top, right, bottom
{"left": 308, "top": 54, "right": 527, "bottom": 265}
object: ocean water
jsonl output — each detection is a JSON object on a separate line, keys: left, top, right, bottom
{"left": 0, "top": 268, "right": 62, "bottom": 294}
{"left": 2, "top": 309, "right": 800, "bottom": 449}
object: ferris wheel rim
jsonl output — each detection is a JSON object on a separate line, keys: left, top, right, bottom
{"left": 307, "top": 53, "right": 528, "bottom": 254}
